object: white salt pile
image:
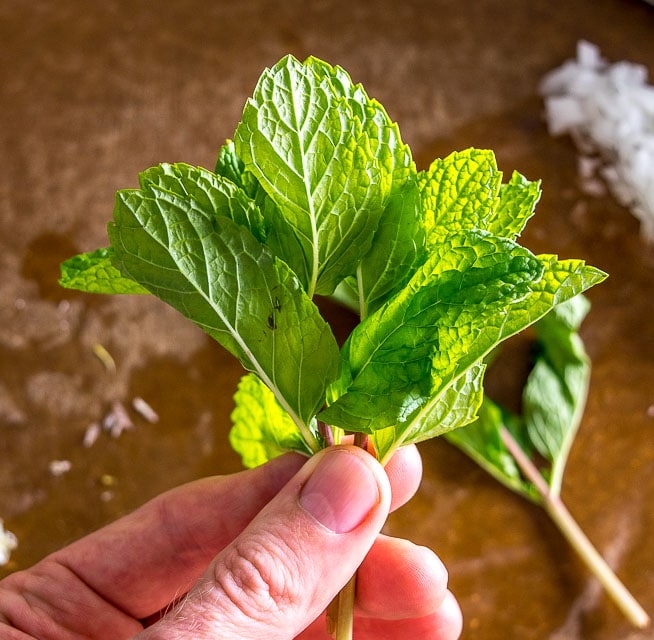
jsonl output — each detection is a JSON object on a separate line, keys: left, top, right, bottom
{"left": 0, "top": 519, "right": 18, "bottom": 566}
{"left": 540, "top": 40, "right": 654, "bottom": 243}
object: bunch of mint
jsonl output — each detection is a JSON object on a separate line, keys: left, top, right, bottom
{"left": 60, "top": 54, "right": 605, "bottom": 469}
{"left": 62, "top": 55, "right": 652, "bottom": 638}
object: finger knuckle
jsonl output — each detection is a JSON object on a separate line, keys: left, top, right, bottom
{"left": 214, "top": 533, "right": 303, "bottom": 623}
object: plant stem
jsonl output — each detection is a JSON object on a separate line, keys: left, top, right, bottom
{"left": 318, "top": 420, "right": 335, "bottom": 447}
{"left": 327, "top": 573, "right": 356, "bottom": 640}
{"left": 326, "top": 431, "right": 369, "bottom": 639}
{"left": 500, "top": 426, "right": 650, "bottom": 629}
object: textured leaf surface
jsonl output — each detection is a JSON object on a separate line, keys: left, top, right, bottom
{"left": 139, "top": 162, "right": 266, "bottom": 240}
{"left": 229, "top": 373, "right": 313, "bottom": 468}
{"left": 58, "top": 56, "right": 608, "bottom": 471}
{"left": 108, "top": 164, "right": 340, "bottom": 433}
{"left": 305, "top": 55, "right": 413, "bottom": 188}
{"left": 355, "top": 176, "right": 425, "bottom": 317}
{"left": 234, "top": 55, "right": 390, "bottom": 296}
{"left": 418, "top": 149, "right": 503, "bottom": 249}
{"left": 320, "top": 231, "right": 544, "bottom": 431}
{"left": 320, "top": 234, "right": 606, "bottom": 433}
{"left": 491, "top": 171, "right": 541, "bottom": 238}
{"left": 59, "top": 247, "right": 149, "bottom": 294}
{"left": 418, "top": 149, "right": 541, "bottom": 248}
{"left": 373, "top": 361, "right": 485, "bottom": 463}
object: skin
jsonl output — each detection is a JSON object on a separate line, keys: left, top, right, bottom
{"left": 0, "top": 445, "right": 462, "bottom": 640}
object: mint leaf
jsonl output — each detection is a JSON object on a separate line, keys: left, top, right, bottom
{"left": 108, "top": 164, "right": 340, "bottom": 443}
{"left": 354, "top": 175, "right": 426, "bottom": 317}
{"left": 418, "top": 149, "right": 541, "bottom": 247}
{"left": 229, "top": 373, "right": 313, "bottom": 468}
{"left": 214, "top": 139, "right": 247, "bottom": 189}
{"left": 319, "top": 231, "right": 547, "bottom": 432}
{"left": 138, "top": 162, "right": 267, "bottom": 241}
{"left": 57, "top": 54, "right": 630, "bottom": 632}
{"left": 373, "top": 361, "right": 485, "bottom": 463}
{"left": 59, "top": 247, "right": 150, "bottom": 294}
{"left": 522, "top": 294, "right": 592, "bottom": 495}
{"left": 418, "top": 149, "right": 503, "bottom": 248}
{"left": 446, "top": 294, "right": 595, "bottom": 500}
{"left": 445, "top": 396, "right": 540, "bottom": 501}
{"left": 304, "top": 56, "right": 421, "bottom": 315}
{"left": 349, "top": 156, "right": 540, "bottom": 319}
{"left": 492, "top": 170, "right": 541, "bottom": 239}
{"left": 320, "top": 236, "right": 606, "bottom": 434}
{"left": 305, "top": 56, "right": 414, "bottom": 188}
{"left": 445, "top": 295, "right": 651, "bottom": 628}
{"left": 234, "top": 54, "right": 391, "bottom": 297}
{"left": 214, "top": 140, "right": 275, "bottom": 243}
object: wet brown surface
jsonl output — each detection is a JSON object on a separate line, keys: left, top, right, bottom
{"left": 1, "top": 1, "right": 653, "bottom": 638}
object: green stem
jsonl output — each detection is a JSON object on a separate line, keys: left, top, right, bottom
{"left": 355, "top": 264, "right": 368, "bottom": 321}
{"left": 327, "top": 573, "right": 356, "bottom": 640}
{"left": 327, "top": 431, "right": 369, "bottom": 639}
{"left": 500, "top": 427, "right": 650, "bottom": 629}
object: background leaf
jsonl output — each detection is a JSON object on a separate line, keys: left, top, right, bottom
{"left": 445, "top": 396, "right": 540, "bottom": 502}
{"left": 214, "top": 140, "right": 272, "bottom": 244}
{"left": 446, "top": 294, "right": 595, "bottom": 500}
{"left": 522, "top": 294, "right": 592, "bottom": 495}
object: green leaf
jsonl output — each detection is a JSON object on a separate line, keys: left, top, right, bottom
{"left": 522, "top": 294, "right": 592, "bottom": 495}
{"left": 59, "top": 247, "right": 150, "bottom": 294}
{"left": 355, "top": 175, "right": 426, "bottom": 317}
{"left": 418, "top": 149, "right": 503, "bottom": 249}
{"left": 214, "top": 139, "right": 247, "bottom": 189}
{"left": 319, "top": 231, "right": 546, "bottom": 432}
{"left": 446, "top": 294, "right": 596, "bottom": 501}
{"left": 138, "top": 162, "right": 267, "bottom": 242}
{"left": 305, "top": 56, "right": 414, "bottom": 188}
{"left": 417, "top": 149, "right": 542, "bottom": 247}
{"left": 445, "top": 396, "right": 540, "bottom": 502}
{"left": 320, "top": 234, "right": 607, "bottom": 434}
{"left": 492, "top": 171, "right": 541, "bottom": 239}
{"left": 108, "top": 164, "right": 341, "bottom": 443}
{"left": 373, "top": 361, "right": 485, "bottom": 464}
{"left": 304, "top": 56, "right": 421, "bottom": 315}
{"left": 229, "top": 373, "right": 313, "bottom": 468}
{"left": 234, "top": 54, "right": 391, "bottom": 297}
{"left": 214, "top": 140, "right": 275, "bottom": 242}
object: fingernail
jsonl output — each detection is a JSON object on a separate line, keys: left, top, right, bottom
{"left": 299, "top": 449, "right": 380, "bottom": 534}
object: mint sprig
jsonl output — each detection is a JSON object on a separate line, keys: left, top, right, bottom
{"left": 447, "top": 295, "right": 650, "bottom": 628}
{"left": 59, "top": 54, "right": 620, "bottom": 638}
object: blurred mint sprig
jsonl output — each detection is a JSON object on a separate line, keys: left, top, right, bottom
{"left": 447, "top": 295, "right": 649, "bottom": 629}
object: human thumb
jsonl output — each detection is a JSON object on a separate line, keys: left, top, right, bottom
{"left": 136, "top": 446, "right": 391, "bottom": 640}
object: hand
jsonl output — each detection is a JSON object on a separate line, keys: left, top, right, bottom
{"left": 0, "top": 445, "right": 462, "bottom": 639}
